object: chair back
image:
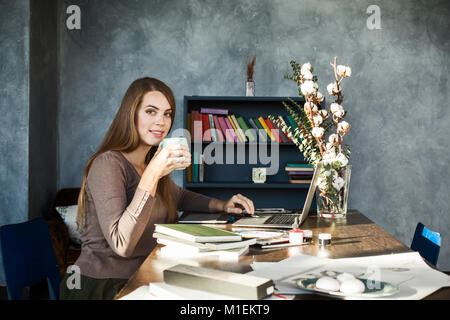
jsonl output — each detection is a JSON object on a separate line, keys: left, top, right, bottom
{"left": 0, "top": 217, "right": 61, "bottom": 300}
{"left": 411, "top": 222, "right": 441, "bottom": 266}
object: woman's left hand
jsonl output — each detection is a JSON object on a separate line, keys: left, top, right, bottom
{"left": 223, "top": 194, "right": 255, "bottom": 215}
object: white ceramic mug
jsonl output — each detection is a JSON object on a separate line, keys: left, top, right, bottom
{"left": 159, "top": 137, "right": 189, "bottom": 170}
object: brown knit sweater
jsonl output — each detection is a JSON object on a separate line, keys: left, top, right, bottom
{"left": 74, "top": 150, "right": 213, "bottom": 279}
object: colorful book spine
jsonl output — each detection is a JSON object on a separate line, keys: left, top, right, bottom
{"left": 226, "top": 116, "right": 242, "bottom": 142}
{"left": 213, "top": 115, "right": 224, "bottom": 142}
{"left": 237, "top": 116, "right": 256, "bottom": 142}
{"left": 277, "top": 116, "right": 293, "bottom": 142}
{"left": 208, "top": 114, "right": 217, "bottom": 142}
{"left": 200, "top": 108, "right": 229, "bottom": 115}
{"left": 187, "top": 113, "right": 192, "bottom": 139}
{"left": 192, "top": 152, "right": 199, "bottom": 182}
{"left": 187, "top": 163, "right": 192, "bottom": 183}
{"left": 270, "top": 118, "right": 289, "bottom": 143}
{"left": 258, "top": 117, "right": 275, "bottom": 142}
{"left": 224, "top": 117, "right": 238, "bottom": 142}
{"left": 191, "top": 110, "right": 202, "bottom": 142}
{"left": 202, "top": 113, "right": 211, "bottom": 142}
{"left": 286, "top": 163, "right": 314, "bottom": 167}
{"left": 249, "top": 118, "right": 267, "bottom": 142}
{"left": 231, "top": 114, "right": 247, "bottom": 142}
{"left": 264, "top": 118, "right": 282, "bottom": 143}
{"left": 287, "top": 170, "right": 314, "bottom": 175}
{"left": 286, "top": 115, "right": 300, "bottom": 133}
{"left": 218, "top": 116, "right": 233, "bottom": 142}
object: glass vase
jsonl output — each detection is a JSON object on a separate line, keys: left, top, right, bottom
{"left": 246, "top": 81, "right": 255, "bottom": 96}
{"left": 316, "top": 163, "right": 351, "bottom": 218}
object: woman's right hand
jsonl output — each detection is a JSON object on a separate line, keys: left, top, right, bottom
{"left": 149, "top": 144, "right": 191, "bottom": 178}
{"left": 138, "top": 144, "right": 191, "bottom": 194}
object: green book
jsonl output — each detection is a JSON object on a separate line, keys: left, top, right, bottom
{"left": 251, "top": 117, "right": 270, "bottom": 141}
{"left": 286, "top": 115, "right": 299, "bottom": 131}
{"left": 286, "top": 163, "right": 314, "bottom": 168}
{"left": 248, "top": 118, "right": 266, "bottom": 142}
{"left": 237, "top": 116, "right": 256, "bottom": 142}
{"left": 192, "top": 152, "right": 199, "bottom": 183}
{"left": 154, "top": 224, "right": 242, "bottom": 243}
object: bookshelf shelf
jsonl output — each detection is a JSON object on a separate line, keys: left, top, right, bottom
{"left": 183, "top": 95, "right": 318, "bottom": 209}
{"left": 185, "top": 182, "right": 311, "bottom": 189}
{"left": 190, "top": 141, "right": 297, "bottom": 146}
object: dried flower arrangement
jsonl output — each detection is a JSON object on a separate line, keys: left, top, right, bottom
{"left": 270, "top": 57, "right": 352, "bottom": 217}
{"left": 246, "top": 56, "right": 256, "bottom": 82}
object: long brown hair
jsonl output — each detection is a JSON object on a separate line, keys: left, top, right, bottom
{"left": 76, "top": 77, "right": 178, "bottom": 231}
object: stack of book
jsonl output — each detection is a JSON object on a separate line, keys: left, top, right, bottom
{"left": 188, "top": 108, "right": 295, "bottom": 143}
{"left": 153, "top": 224, "right": 256, "bottom": 261}
{"left": 285, "top": 163, "right": 314, "bottom": 184}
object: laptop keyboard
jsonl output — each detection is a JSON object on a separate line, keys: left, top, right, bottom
{"left": 263, "top": 214, "right": 300, "bottom": 225}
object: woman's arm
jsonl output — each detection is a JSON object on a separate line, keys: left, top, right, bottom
{"left": 87, "top": 153, "right": 157, "bottom": 258}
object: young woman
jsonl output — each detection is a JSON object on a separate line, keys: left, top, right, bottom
{"left": 60, "top": 77, "right": 254, "bottom": 299}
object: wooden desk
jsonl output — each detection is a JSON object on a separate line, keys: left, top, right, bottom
{"left": 115, "top": 210, "right": 449, "bottom": 300}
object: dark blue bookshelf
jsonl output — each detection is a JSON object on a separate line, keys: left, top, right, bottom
{"left": 183, "top": 96, "right": 318, "bottom": 210}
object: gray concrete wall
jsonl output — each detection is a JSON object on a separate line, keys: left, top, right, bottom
{"left": 0, "top": 0, "right": 30, "bottom": 285}
{"left": 57, "top": 0, "right": 450, "bottom": 270}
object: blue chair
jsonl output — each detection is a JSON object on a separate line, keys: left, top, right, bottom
{"left": 0, "top": 217, "right": 61, "bottom": 300}
{"left": 411, "top": 222, "right": 441, "bottom": 267}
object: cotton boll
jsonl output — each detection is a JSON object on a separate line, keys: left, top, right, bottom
{"left": 336, "top": 273, "right": 355, "bottom": 283}
{"left": 339, "top": 278, "right": 366, "bottom": 294}
{"left": 315, "top": 276, "right": 341, "bottom": 292}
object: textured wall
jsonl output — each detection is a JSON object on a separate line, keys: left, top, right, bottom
{"left": 55, "top": 0, "right": 449, "bottom": 270}
{"left": 0, "top": 0, "right": 30, "bottom": 285}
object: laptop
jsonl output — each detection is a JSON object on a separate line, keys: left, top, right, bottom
{"left": 178, "top": 212, "right": 232, "bottom": 224}
{"left": 231, "top": 162, "right": 322, "bottom": 229}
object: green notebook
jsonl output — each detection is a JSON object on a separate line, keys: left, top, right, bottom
{"left": 286, "top": 163, "right": 314, "bottom": 168}
{"left": 154, "top": 224, "right": 242, "bottom": 243}
{"left": 237, "top": 116, "right": 256, "bottom": 142}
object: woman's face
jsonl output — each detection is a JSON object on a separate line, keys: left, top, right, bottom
{"left": 136, "top": 91, "right": 173, "bottom": 147}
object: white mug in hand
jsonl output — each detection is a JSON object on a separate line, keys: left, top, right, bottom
{"left": 159, "top": 137, "right": 189, "bottom": 170}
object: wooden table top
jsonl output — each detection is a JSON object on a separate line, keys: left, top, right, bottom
{"left": 115, "top": 210, "right": 449, "bottom": 300}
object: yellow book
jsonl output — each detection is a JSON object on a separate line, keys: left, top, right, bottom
{"left": 258, "top": 117, "right": 275, "bottom": 142}
{"left": 231, "top": 114, "right": 247, "bottom": 142}
{"left": 227, "top": 115, "right": 244, "bottom": 142}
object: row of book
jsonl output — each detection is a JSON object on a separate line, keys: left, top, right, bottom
{"left": 285, "top": 163, "right": 314, "bottom": 184}
{"left": 188, "top": 107, "right": 302, "bottom": 143}
{"left": 153, "top": 224, "right": 256, "bottom": 260}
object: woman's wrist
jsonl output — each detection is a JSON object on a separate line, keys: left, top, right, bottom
{"left": 208, "top": 199, "right": 226, "bottom": 212}
{"left": 138, "top": 170, "right": 160, "bottom": 197}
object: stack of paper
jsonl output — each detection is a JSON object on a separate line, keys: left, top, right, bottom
{"left": 247, "top": 252, "right": 450, "bottom": 300}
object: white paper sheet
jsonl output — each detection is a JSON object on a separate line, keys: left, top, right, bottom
{"left": 247, "top": 252, "right": 450, "bottom": 299}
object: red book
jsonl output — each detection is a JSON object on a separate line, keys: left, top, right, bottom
{"left": 213, "top": 115, "right": 224, "bottom": 142}
{"left": 271, "top": 120, "right": 290, "bottom": 143}
{"left": 191, "top": 110, "right": 202, "bottom": 142}
{"left": 218, "top": 117, "right": 233, "bottom": 142}
{"left": 264, "top": 118, "right": 282, "bottom": 143}
{"left": 224, "top": 117, "right": 238, "bottom": 142}
{"left": 202, "top": 113, "right": 211, "bottom": 142}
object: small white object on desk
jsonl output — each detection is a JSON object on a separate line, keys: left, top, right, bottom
{"left": 339, "top": 278, "right": 366, "bottom": 294}
{"left": 315, "top": 276, "right": 340, "bottom": 292}
{"left": 318, "top": 233, "right": 332, "bottom": 246}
